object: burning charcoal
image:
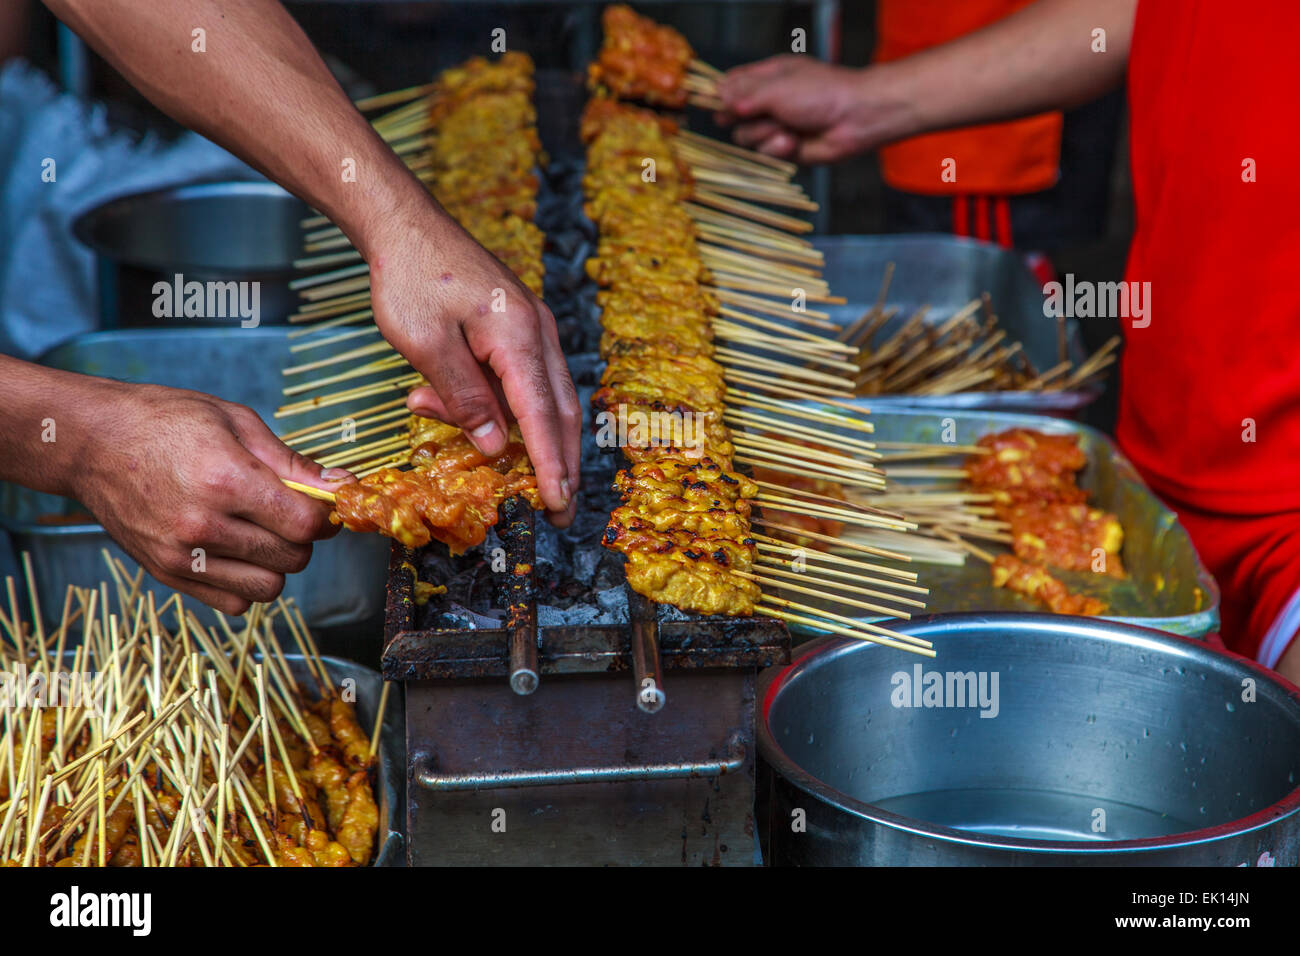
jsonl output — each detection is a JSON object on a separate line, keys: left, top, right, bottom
{"left": 572, "top": 547, "right": 601, "bottom": 583}
{"left": 595, "top": 585, "right": 629, "bottom": 621}
{"left": 655, "top": 603, "right": 692, "bottom": 623}
{"left": 539, "top": 603, "right": 606, "bottom": 627}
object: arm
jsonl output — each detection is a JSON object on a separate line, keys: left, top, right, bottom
{"left": 42, "top": 0, "right": 580, "bottom": 520}
{"left": 0, "top": 356, "right": 341, "bottom": 615}
{"left": 718, "top": 0, "right": 1137, "bottom": 163}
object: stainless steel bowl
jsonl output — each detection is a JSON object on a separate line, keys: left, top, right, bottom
{"left": 758, "top": 615, "right": 1300, "bottom": 866}
{"left": 72, "top": 181, "right": 308, "bottom": 327}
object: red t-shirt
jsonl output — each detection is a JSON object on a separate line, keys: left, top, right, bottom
{"left": 1118, "top": 1, "right": 1300, "bottom": 516}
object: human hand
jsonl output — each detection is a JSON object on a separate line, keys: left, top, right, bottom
{"left": 717, "top": 55, "right": 913, "bottom": 163}
{"left": 364, "top": 210, "right": 581, "bottom": 526}
{"left": 71, "top": 382, "right": 344, "bottom": 615}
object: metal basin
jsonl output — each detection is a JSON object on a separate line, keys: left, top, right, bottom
{"left": 0, "top": 328, "right": 389, "bottom": 629}
{"left": 308, "top": 655, "right": 405, "bottom": 866}
{"left": 758, "top": 615, "right": 1300, "bottom": 866}
{"left": 813, "top": 234, "right": 1098, "bottom": 414}
{"left": 72, "top": 181, "right": 308, "bottom": 327}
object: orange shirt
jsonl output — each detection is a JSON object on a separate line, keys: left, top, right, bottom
{"left": 875, "top": 0, "right": 1063, "bottom": 196}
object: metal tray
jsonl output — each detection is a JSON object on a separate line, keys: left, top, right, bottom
{"left": 0, "top": 327, "right": 390, "bottom": 629}
{"left": 813, "top": 234, "right": 1100, "bottom": 414}
{"left": 306, "top": 655, "right": 405, "bottom": 867}
{"left": 764, "top": 406, "right": 1219, "bottom": 638}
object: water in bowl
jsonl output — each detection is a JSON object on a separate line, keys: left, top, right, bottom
{"left": 871, "top": 788, "right": 1197, "bottom": 842}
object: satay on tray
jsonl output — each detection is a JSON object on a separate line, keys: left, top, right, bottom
{"left": 967, "top": 428, "right": 1124, "bottom": 615}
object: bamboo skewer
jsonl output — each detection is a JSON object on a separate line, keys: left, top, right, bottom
{"left": 280, "top": 480, "right": 337, "bottom": 503}
{"left": 726, "top": 369, "right": 846, "bottom": 400}
{"left": 354, "top": 82, "right": 437, "bottom": 112}
{"left": 733, "top": 435, "right": 883, "bottom": 478}
{"left": 735, "top": 455, "right": 886, "bottom": 493}
{"left": 289, "top": 323, "right": 381, "bottom": 352}
{"left": 727, "top": 412, "right": 876, "bottom": 453}
{"left": 714, "top": 329, "right": 861, "bottom": 372}
{"left": 755, "top": 538, "right": 923, "bottom": 585}
{"left": 687, "top": 93, "right": 726, "bottom": 111}
{"left": 750, "top": 577, "right": 918, "bottom": 627}
{"left": 756, "top": 491, "right": 906, "bottom": 527}
{"left": 754, "top": 562, "right": 926, "bottom": 607}
{"left": 277, "top": 397, "right": 407, "bottom": 442}
{"left": 0, "top": 565, "right": 387, "bottom": 867}
{"left": 714, "top": 290, "right": 835, "bottom": 327}
{"left": 677, "top": 128, "right": 798, "bottom": 175}
{"left": 727, "top": 387, "right": 873, "bottom": 432}
{"left": 714, "top": 312, "right": 855, "bottom": 349}
{"left": 755, "top": 607, "right": 935, "bottom": 657}
{"left": 716, "top": 348, "right": 857, "bottom": 390}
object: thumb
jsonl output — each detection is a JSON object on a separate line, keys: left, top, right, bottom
{"left": 233, "top": 410, "right": 356, "bottom": 493}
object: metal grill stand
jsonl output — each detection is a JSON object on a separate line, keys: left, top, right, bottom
{"left": 383, "top": 530, "right": 790, "bottom": 865}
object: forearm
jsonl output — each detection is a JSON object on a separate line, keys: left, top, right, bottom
{"left": 42, "top": 0, "right": 443, "bottom": 257}
{"left": 0, "top": 356, "right": 106, "bottom": 499}
{"left": 874, "top": 0, "right": 1136, "bottom": 141}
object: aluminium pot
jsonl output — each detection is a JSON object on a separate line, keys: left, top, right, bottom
{"left": 758, "top": 614, "right": 1300, "bottom": 866}
{"left": 72, "top": 181, "right": 309, "bottom": 327}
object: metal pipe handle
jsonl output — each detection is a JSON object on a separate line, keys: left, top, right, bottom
{"left": 413, "top": 733, "right": 745, "bottom": 791}
{"left": 628, "top": 587, "right": 666, "bottom": 714}
{"left": 500, "top": 497, "right": 539, "bottom": 696}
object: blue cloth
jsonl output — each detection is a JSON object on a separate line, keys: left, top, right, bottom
{"left": 0, "top": 59, "right": 259, "bottom": 360}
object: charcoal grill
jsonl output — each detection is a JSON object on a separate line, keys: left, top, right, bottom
{"left": 382, "top": 502, "right": 790, "bottom": 865}
{"left": 378, "top": 70, "right": 793, "bottom": 866}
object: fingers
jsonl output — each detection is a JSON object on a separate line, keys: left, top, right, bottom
{"left": 733, "top": 119, "right": 802, "bottom": 159}
{"left": 152, "top": 569, "right": 253, "bottom": 618}
{"left": 467, "top": 310, "right": 570, "bottom": 513}
{"left": 154, "top": 555, "right": 288, "bottom": 614}
{"left": 718, "top": 55, "right": 799, "bottom": 114}
{"left": 731, "top": 118, "right": 786, "bottom": 149}
{"left": 537, "top": 305, "right": 581, "bottom": 527}
{"left": 163, "top": 504, "right": 308, "bottom": 581}
{"left": 145, "top": 521, "right": 295, "bottom": 614}
{"left": 218, "top": 407, "right": 340, "bottom": 544}
{"left": 405, "top": 326, "right": 509, "bottom": 457}
{"left": 198, "top": 556, "right": 290, "bottom": 605}
{"left": 208, "top": 516, "right": 315, "bottom": 575}
{"left": 796, "top": 133, "right": 851, "bottom": 165}
{"left": 756, "top": 129, "right": 800, "bottom": 158}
